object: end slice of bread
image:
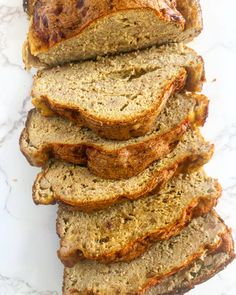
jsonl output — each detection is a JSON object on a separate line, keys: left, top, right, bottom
{"left": 23, "top": 0, "right": 202, "bottom": 67}
{"left": 20, "top": 92, "right": 208, "bottom": 179}
{"left": 31, "top": 44, "right": 205, "bottom": 140}
{"left": 62, "top": 212, "right": 234, "bottom": 294}
{"left": 56, "top": 171, "right": 222, "bottom": 266}
{"left": 33, "top": 129, "right": 214, "bottom": 210}
{"left": 147, "top": 248, "right": 235, "bottom": 295}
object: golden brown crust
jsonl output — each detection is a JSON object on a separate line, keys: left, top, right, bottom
{"left": 20, "top": 94, "right": 209, "bottom": 179}
{"left": 28, "top": 0, "right": 184, "bottom": 53}
{"left": 32, "top": 140, "right": 214, "bottom": 211}
{"left": 57, "top": 186, "right": 222, "bottom": 266}
{"left": 62, "top": 217, "right": 234, "bottom": 294}
{"left": 74, "top": 94, "right": 208, "bottom": 179}
{"left": 32, "top": 68, "right": 187, "bottom": 141}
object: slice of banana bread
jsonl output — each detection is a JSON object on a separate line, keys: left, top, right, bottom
{"left": 20, "top": 92, "right": 208, "bottom": 179}
{"left": 31, "top": 44, "right": 205, "bottom": 140}
{"left": 56, "top": 171, "right": 221, "bottom": 266}
{"left": 62, "top": 212, "right": 234, "bottom": 294}
{"left": 33, "top": 129, "right": 214, "bottom": 210}
{"left": 23, "top": 0, "right": 202, "bottom": 67}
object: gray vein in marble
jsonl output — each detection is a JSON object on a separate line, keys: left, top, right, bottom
{"left": 0, "top": 96, "right": 30, "bottom": 146}
{"left": 0, "top": 274, "right": 58, "bottom": 295}
{"left": 0, "top": 6, "right": 26, "bottom": 71}
{"left": 218, "top": 42, "right": 236, "bottom": 54}
{"left": 223, "top": 178, "right": 236, "bottom": 198}
{"left": 0, "top": 6, "right": 23, "bottom": 24}
{"left": 202, "top": 42, "right": 236, "bottom": 56}
{"left": 0, "top": 165, "right": 13, "bottom": 218}
{"left": 213, "top": 124, "right": 236, "bottom": 153}
{"left": 0, "top": 48, "right": 25, "bottom": 71}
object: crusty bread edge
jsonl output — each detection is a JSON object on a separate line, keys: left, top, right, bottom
{"left": 57, "top": 183, "right": 222, "bottom": 266}
{"left": 19, "top": 108, "right": 186, "bottom": 170}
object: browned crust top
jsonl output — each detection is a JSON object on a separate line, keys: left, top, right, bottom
{"left": 29, "top": 0, "right": 184, "bottom": 51}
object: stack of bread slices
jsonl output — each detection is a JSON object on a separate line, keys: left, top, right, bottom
{"left": 20, "top": 0, "right": 235, "bottom": 294}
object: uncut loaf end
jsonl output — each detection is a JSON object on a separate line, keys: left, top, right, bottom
{"left": 23, "top": 0, "right": 202, "bottom": 67}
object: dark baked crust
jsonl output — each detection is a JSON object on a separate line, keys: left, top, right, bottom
{"left": 28, "top": 0, "right": 184, "bottom": 52}
{"left": 62, "top": 215, "right": 235, "bottom": 294}
{"left": 32, "top": 138, "right": 214, "bottom": 210}
{"left": 57, "top": 186, "right": 222, "bottom": 266}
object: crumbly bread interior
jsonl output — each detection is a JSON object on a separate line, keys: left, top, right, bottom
{"left": 63, "top": 212, "right": 227, "bottom": 294}
{"left": 32, "top": 44, "right": 203, "bottom": 122}
{"left": 33, "top": 129, "right": 213, "bottom": 207}
{"left": 57, "top": 171, "right": 221, "bottom": 263}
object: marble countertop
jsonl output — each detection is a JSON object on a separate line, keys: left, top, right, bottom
{"left": 0, "top": 0, "right": 235, "bottom": 294}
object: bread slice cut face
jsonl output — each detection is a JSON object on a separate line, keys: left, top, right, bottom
{"left": 31, "top": 44, "right": 205, "bottom": 140}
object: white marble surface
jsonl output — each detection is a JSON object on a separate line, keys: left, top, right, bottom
{"left": 0, "top": 0, "right": 235, "bottom": 294}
